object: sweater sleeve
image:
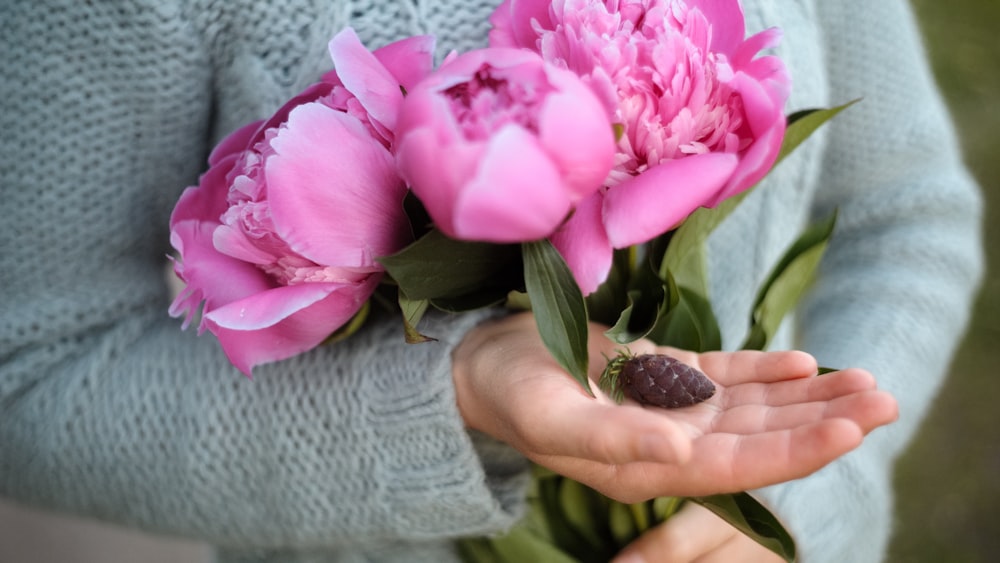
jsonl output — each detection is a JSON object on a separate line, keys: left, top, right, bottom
{"left": 0, "top": 0, "right": 527, "bottom": 550}
{"left": 754, "top": 2, "right": 984, "bottom": 561}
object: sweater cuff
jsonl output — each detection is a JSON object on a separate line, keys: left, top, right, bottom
{"left": 359, "top": 308, "right": 529, "bottom": 539}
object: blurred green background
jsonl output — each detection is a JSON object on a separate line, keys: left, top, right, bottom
{"left": 890, "top": 1, "right": 1000, "bottom": 562}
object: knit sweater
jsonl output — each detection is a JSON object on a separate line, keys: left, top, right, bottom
{"left": 0, "top": 1, "right": 982, "bottom": 563}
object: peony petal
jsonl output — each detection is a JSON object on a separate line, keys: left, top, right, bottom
{"left": 733, "top": 27, "right": 783, "bottom": 68}
{"left": 170, "top": 155, "right": 239, "bottom": 227}
{"left": 396, "top": 126, "right": 487, "bottom": 238}
{"left": 487, "top": 0, "right": 517, "bottom": 47}
{"left": 739, "top": 54, "right": 792, "bottom": 107}
{"left": 373, "top": 34, "right": 436, "bottom": 92}
{"left": 169, "top": 221, "right": 275, "bottom": 324}
{"left": 328, "top": 28, "right": 405, "bottom": 131}
{"left": 687, "top": 0, "right": 746, "bottom": 56}
{"left": 550, "top": 192, "right": 613, "bottom": 295}
{"left": 396, "top": 90, "right": 487, "bottom": 237}
{"left": 488, "top": 0, "right": 551, "bottom": 49}
{"left": 729, "top": 69, "right": 787, "bottom": 142}
{"left": 538, "top": 71, "right": 616, "bottom": 199}
{"left": 713, "top": 123, "right": 783, "bottom": 204}
{"left": 426, "top": 46, "right": 536, "bottom": 82}
{"left": 259, "top": 82, "right": 333, "bottom": 138}
{"left": 206, "top": 275, "right": 380, "bottom": 375}
{"left": 265, "top": 103, "right": 409, "bottom": 268}
{"left": 208, "top": 120, "right": 260, "bottom": 166}
{"left": 453, "top": 125, "right": 571, "bottom": 242}
{"left": 395, "top": 128, "right": 457, "bottom": 236}
{"left": 604, "top": 152, "right": 739, "bottom": 248}
{"left": 711, "top": 66, "right": 787, "bottom": 203}
{"left": 207, "top": 282, "right": 346, "bottom": 330}
{"left": 211, "top": 224, "right": 276, "bottom": 265}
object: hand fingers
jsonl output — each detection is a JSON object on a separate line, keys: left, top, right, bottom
{"left": 510, "top": 377, "right": 693, "bottom": 465}
{"left": 687, "top": 417, "right": 866, "bottom": 494}
{"left": 693, "top": 349, "right": 818, "bottom": 386}
{"left": 611, "top": 503, "right": 735, "bottom": 563}
{"left": 694, "top": 532, "right": 786, "bottom": 563}
{"left": 722, "top": 367, "right": 878, "bottom": 407}
{"left": 533, "top": 416, "right": 869, "bottom": 502}
{"left": 577, "top": 416, "right": 865, "bottom": 500}
{"left": 711, "top": 389, "right": 899, "bottom": 435}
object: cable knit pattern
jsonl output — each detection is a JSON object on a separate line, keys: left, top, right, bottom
{"left": 0, "top": 1, "right": 982, "bottom": 563}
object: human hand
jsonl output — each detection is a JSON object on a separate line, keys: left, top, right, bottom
{"left": 612, "top": 503, "right": 784, "bottom": 563}
{"left": 451, "top": 312, "right": 898, "bottom": 503}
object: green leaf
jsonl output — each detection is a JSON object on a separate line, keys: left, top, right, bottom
{"left": 660, "top": 286, "right": 723, "bottom": 352}
{"left": 475, "top": 524, "right": 580, "bottom": 563}
{"left": 558, "top": 477, "right": 610, "bottom": 551}
{"left": 654, "top": 197, "right": 744, "bottom": 306}
{"left": 603, "top": 252, "right": 668, "bottom": 345}
{"left": 522, "top": 240, "right": 591, "bottom": 393}
{"left": 608, "top": 499, "right": 639, "bottom": 547}
{"left": 397, "top": 292, "right": 435, "bottom": 344}
{"left": 428, "top": 289, "right": 510, "bottom": 313}
{"left": 603, "top": 289, "right": 644, "bottom": 345}
{"left": 647, "top": 274, "right": 722, "bottom": 352}
{"left": 670, "top": 235, "right": 711, "bottom": 297}
{"left": 651, "top": 496, "right": 685, "bottom": 524}
{"left": 658, "top": 191, "right": 749, "bottom": 300}
{"left": 455, "top": 538, "right": 499, "bottom": 563}
{"left": 379, "top": 229, "right": 521, "bottom": 301}
{"left": 777, "top": 100, "right": 860, "bottom": 164}
{"left": 627, "top": 500, "right": 650, "bottom": 533}
{"left": 692, "top": 493, "right": 796, "bottom": 563}
{"left": 505, "top": 290, "right": 532, "bottom": 311}
{"left": 604, "top": 285, "right": 668, "bottom": 345}
{"left": 533, "top": 475, "right": 614, "bottom": 562}
{"left": 742, "top": 211, "right": 838, "bottom": 350}
{"left": 585, "top": 248, "right": 634, "bottom": 326}
{"left": 534, "top": 475, "right": 580, "bottom": 551}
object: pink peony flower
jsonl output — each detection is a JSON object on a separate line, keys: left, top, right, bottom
{"left": 490, "top": 0, "right": 790, "bottom": 293}
{"left": 169, "top": 29, "right": 431, "bottom": 374}
{"left": 395, "top": 47, "right": 617, "bottom": 243}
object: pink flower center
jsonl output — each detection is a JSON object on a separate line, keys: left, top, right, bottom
{"left": 538, "top": 0, "right": 753, "bottom": 185}
{"left": 443, "top": 63, "right": 551, "bottom": 140}
{"left": 260, "top": 257, "right": 367, "bottom": 285}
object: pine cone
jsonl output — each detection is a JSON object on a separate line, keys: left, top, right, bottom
{"left": 602, "top": 353, "right": 716, "bottom": 409}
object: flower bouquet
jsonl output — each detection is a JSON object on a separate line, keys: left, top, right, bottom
{"left": 169, "top": 0, "right": 853, "bottom": 561}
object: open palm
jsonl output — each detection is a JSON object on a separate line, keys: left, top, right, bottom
{"left": 452, "top": 313, "right": 898, "bottom": 503}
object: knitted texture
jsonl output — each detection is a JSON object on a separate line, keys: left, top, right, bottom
{"left": 745, "top": 3, "right": 984, "bottom": 562}
{"left": 0, "top": 1, "right": 983, "bottom": 563}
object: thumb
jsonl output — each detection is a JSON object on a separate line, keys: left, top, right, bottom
{"left": 524, "top": 392, "right": 693, "bottom": 465}
{"left": 611, "top": 503, "right": 734, "bottom": 563}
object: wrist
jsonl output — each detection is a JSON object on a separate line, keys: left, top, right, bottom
{"left": 450, "top": 314, "right": 505, "bottom": 433}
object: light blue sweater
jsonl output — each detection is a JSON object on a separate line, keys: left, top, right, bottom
{"left": 0, "top": 1, "right": 982, "bottom": 562}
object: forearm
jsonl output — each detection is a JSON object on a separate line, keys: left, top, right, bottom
{"left": 0, "top": 0, "right": 527, "bottom": 546}
{"left": 0, "top": 307, "right": 527, "bottom": 547}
